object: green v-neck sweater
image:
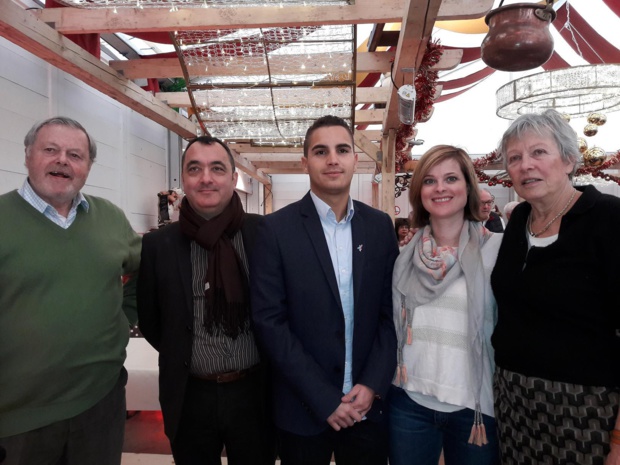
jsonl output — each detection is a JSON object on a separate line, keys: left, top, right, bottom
{"left": 0, "top": 190, "right": 141, "bottom": 437}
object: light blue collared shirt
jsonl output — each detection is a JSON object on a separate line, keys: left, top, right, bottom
{"left": 18, "top": 179, "right": 89, "bottom": 229}
{"left": 310, "top": 191, "right": 355, "bottom": 394}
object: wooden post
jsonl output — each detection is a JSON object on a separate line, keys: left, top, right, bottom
{"left": 264, "top": 184, "right": 273, "bottom": 215}
{"left": 381, "top": 129, "right": 396, "bottom": 220}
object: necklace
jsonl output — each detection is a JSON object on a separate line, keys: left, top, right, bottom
{"left": 527, "top": 188, "right": 577, "bottom": 237}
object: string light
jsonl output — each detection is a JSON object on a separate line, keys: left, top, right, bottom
{"left": 172, "top": 25, "right": 355, "bottom": 143}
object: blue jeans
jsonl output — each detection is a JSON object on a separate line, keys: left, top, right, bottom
{"left": 388, "top": 386, "right": 499, "bottom": 465}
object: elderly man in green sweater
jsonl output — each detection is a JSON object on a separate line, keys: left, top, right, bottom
{"left": 0, "top": 117, "right": 141, "bottom": 465}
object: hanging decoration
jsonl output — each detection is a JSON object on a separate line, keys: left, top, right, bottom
{"left": 395, "top": 174, "right": 411, "bottom": 198}
{"left": 395, "top": 39, "right": 444, "bottom": 173}
{"left": 574, "top": 112, "right": 620, "bottom": 184}
{"left": 472, "top": 151, "right": 513, "bottom": 187}
{"left": 481, "top": 0, "right": 556, "bottom": 72}
{"left": 575, "top": 150, "right": 620, "bottom": 184}
{"left": 472, "top": 111, "right": 620, "bottom": 188}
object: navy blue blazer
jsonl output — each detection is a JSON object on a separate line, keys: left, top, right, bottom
{"left": 250, "top": 193, "right": 398, "bottom": 436}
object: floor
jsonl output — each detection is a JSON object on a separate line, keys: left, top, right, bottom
{"left": 121, "top": 411, "right": 283, "bottom": 465}
{"left": 122, "top": 411, "right": 172, "bottom": 465}
{"left": 120, "top": 411, "right": 444, "bottom": 465}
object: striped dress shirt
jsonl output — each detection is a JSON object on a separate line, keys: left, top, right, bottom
{"left": 189, "top": 231, "right": 260, "bottom": 376}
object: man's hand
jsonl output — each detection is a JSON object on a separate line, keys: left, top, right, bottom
{"left": 341, "top": 384, "right": 376, "bottom": 418}
{"left": 327, "top": 402, "right": 363, "bottom": 431}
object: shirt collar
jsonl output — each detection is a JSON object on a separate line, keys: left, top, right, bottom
{"left": 309, "top": 191, "right": 355, "bottom": 223}
{"left": 19, "top": 178, "right": 89, "bottom": 214}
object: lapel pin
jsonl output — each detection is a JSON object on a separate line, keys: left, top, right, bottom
{"left": 357, "top": 244, "right": 363, "bottom": 252}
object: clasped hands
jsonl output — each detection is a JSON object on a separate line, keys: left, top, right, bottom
{"left": 326, "top": 384, "right": 375, "bottom": 431}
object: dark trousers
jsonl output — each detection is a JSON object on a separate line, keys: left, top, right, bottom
{"left": 171, "top": 368, "right": 275, "bottom": 465}
{"left": 0, "top": 368, "right": 127, "bottom": 465}
{"left": 278, "top": 419, "right": 388, "bottom": 465}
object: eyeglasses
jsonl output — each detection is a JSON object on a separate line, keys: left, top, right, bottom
{"left": 481, "top": 200, "right": 495, "bottom": 206}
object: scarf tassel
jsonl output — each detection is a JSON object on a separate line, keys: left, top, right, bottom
{"left": 394, "top": 365, "right": 409, "bottom": 385}
{"left": 467, "top": 406, "right": 488, "bottom": 447}
{"left": 406, "top": 325, "right": 413, "bottom": 345}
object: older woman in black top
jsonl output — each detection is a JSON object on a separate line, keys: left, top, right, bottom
{"left": 491, "top": 109, "right": 620, "bottom": 465}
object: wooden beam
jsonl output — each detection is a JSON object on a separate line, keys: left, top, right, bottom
{"left": 38, "top": 0, "right": 492, "bottom": 35}
{"left": 231, "top": 144, "right": 304, "bottom": 154}
{"left": 155, "top": 85, "right": 444, "bottom": 110}
{"left": 229, "top": 149, "right": 272, "bottom": 185}
{"left": 353, "top": 131, "right": 380, "bottom": 163}
{"left": 381, "top": 129, "right": 396, "bottom": 218}
{"left": 356, "top": 109, "right": 384, "bottom": 125}
{"left": 383, "top": 0, "right": 443, "bottom": 132}
{"left": 261, "top": 165, "right": 376, "bottom": 175}
{"left": 263, "top": 183, "right": 273, "bottom": 214}
{"left": 244, "top": 152, "right": 375, "bottom": 163}
{"left": 0, "top": 1, "right": 196, "bottom": 138}
{"left": 359, "top": 130, "right": 382, "bottom": 141}
{"left": 254, "top": 160, "right": 375, "bottom": 170}
{"left": 110, "top": 49, "right": 462, "bottom": 80}
{"left": 156, "top": 87, "right": 390, "bottom": 108}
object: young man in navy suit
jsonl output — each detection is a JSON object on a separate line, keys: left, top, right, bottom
{"left": 251, "top": 116, "right": 398, "bottom": 464}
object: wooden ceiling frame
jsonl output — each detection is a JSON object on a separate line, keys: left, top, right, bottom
{"left": 1, "top": 0, "right": 494, "bottom": 186}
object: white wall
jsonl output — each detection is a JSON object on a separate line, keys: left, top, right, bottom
{"left": 0, "top": 37, "right": 263, "bottom": 233}
{"left": 269, "top": 172, "right": 374, "bottom": 212}
{"left": 0, "top": 37, "right": 171, "bottom": 233}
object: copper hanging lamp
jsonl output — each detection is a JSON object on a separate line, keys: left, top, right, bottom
{"left": 481, "top": 0, "right": 556, "bottom": 72}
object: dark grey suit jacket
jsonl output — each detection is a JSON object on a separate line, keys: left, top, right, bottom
{"left": 137, "top": 214, "right": 261, "bottom": 441}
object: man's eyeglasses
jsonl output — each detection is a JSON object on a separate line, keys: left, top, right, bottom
{"left": 481, "top": 200, "right": 494, "bottom": 206}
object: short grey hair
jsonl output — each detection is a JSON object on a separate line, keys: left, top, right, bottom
{"left": 24, "top": 116, "right": 97, "bottom": 162}
{"left": 503, "top": 201, "right": 520, "bottom": 219}
{"left": 498, "top": 109, "right": 580, "bottom": 178}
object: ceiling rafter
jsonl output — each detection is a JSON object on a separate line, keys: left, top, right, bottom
{"left": 109, "top": 49, "right": 462, "bottom": 79}
{"left": 3, "top": 0, "right": 496, "bottom": 181}
{"left": 0, "top": 0, "right": 196, "bottom": 137}
{"left": 156, "top": 84, "right": 443, "bottom": 108}
{"left": 37, "top": 0, "right": 492, "bottom": 35}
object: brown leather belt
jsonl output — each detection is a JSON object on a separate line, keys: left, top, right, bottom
{"left": 191, "top": 364, "right": 259, "bottom": 384}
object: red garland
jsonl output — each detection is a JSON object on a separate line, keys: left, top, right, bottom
{"left": 473, "top": 150, "right": 513, "bottom": 188}
{"left": 393, "top": 149, "right": 620, "bottom": 197}
{"left": 473, "top": 149, "right": 620, "bottom": 188}
{"left": 575, "top": 150, "right": 620, "bottom": 184}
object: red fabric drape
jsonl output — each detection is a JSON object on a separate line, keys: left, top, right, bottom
{"left": 541, "top": 51, "right": 571, "bottom": 70}
{"left": 443, "top": 46, "right": 482, "bottom": 64}
{"left": 45, "top": 0, "right": 100, "bottom": 58}
{"left": 553, "top": 3, "right": 620, "bottom": 64}
{"left": 438, "top": 66, "right": 495, "bottom": 91}
{"left": 603, "top": 0, "right": 620, "bottom": 17}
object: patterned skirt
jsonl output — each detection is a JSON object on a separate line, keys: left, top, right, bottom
{"left": 494, "top": 366, "right": 619, "bottom": 465}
